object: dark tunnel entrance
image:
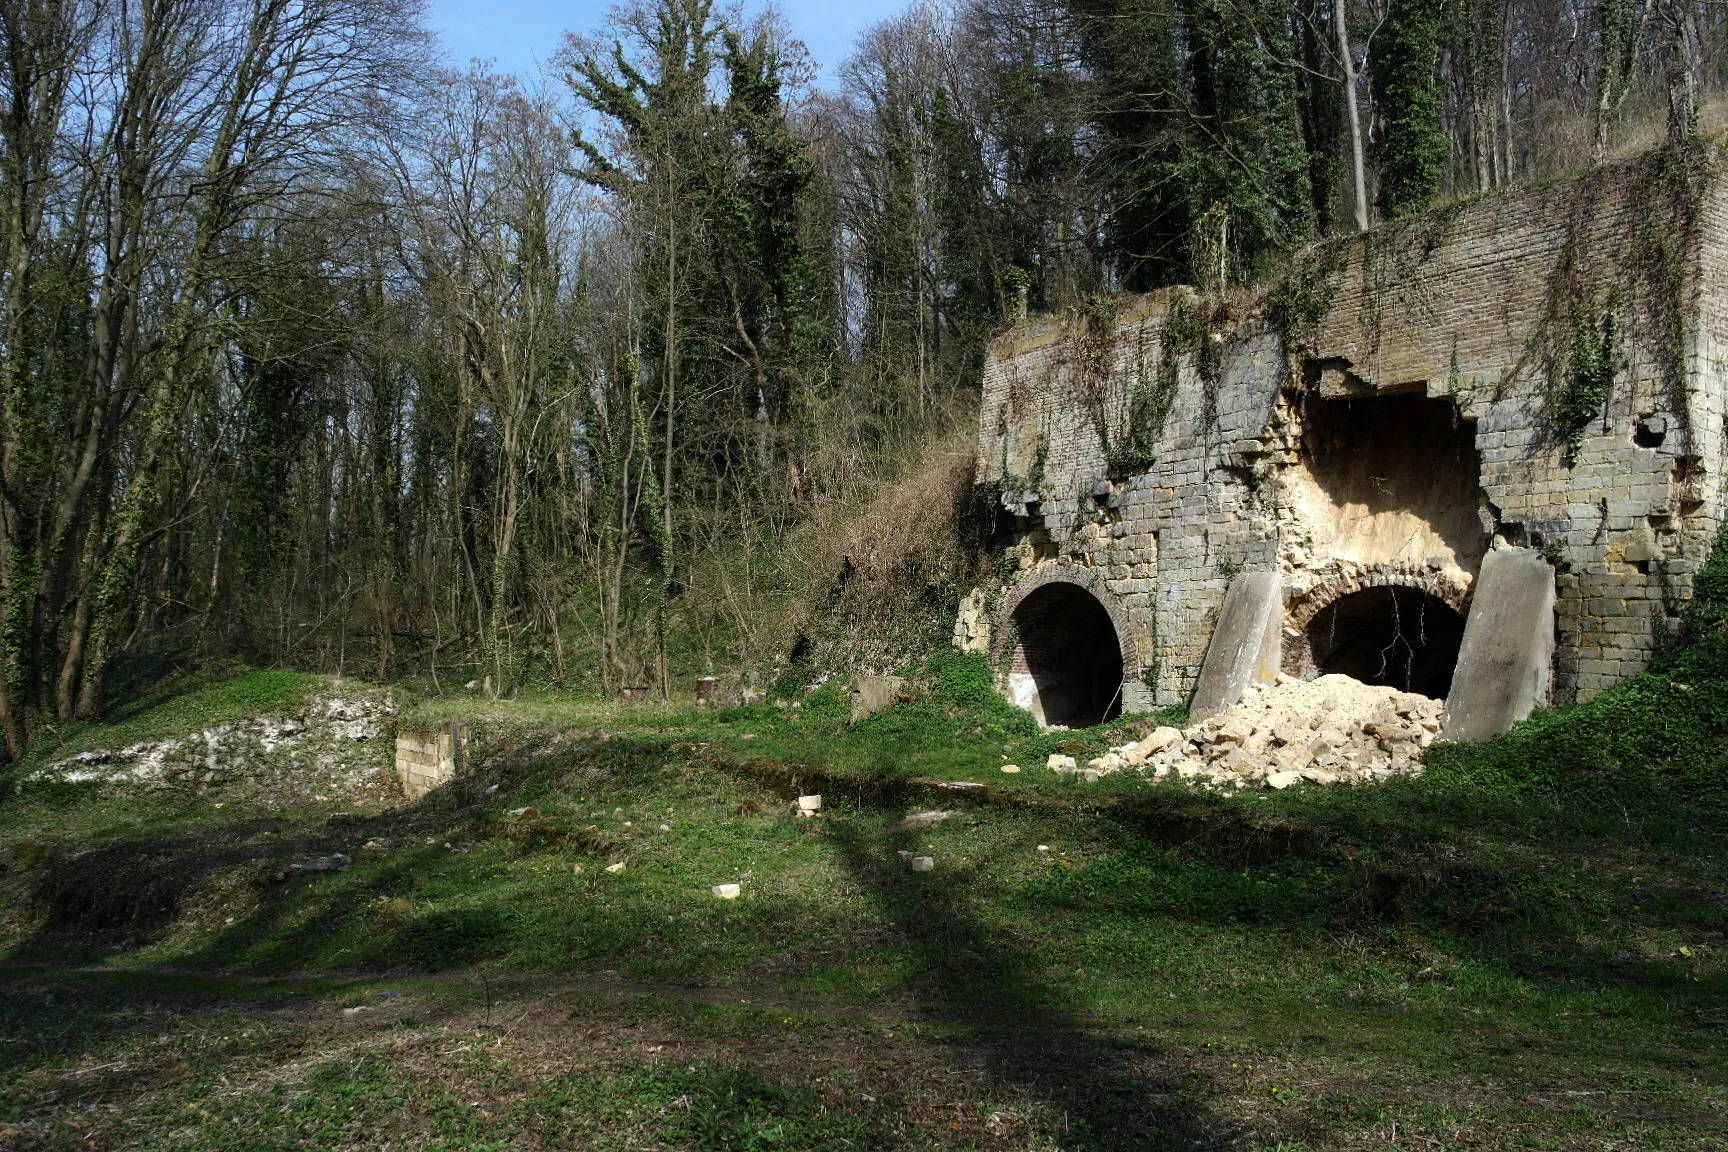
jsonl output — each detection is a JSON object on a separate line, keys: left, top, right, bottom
{"left": 1009, "top": 582, "right": 1124, "bottom": 728}
{"left": 1305, "top": 586, "right": 1466, "bottom": 699}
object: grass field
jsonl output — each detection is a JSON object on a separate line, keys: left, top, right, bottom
{"left": 0, "top": 645, "right": 1724, "bottom": 1149}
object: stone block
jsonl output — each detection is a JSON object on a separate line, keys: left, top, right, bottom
{"left": 851, "top": 675, "right": 905, "bottom": 723}
{"left": 1440, "top": 549, "right": 1556, "bottom": 743}
{"left": 1189, "top": 571, "right": 1281, "bottom": 720}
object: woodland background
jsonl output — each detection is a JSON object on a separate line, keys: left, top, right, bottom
{"left": 0, "top": 0, "right": 1722, "bottom": 753}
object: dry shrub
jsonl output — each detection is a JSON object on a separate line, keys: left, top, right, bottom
{"left": 672, "top": 392, "right": 998, "bottom": 690}
{"left": 773, "top": 422, "right": 994, "bottom": 677}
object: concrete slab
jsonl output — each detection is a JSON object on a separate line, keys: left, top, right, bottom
{"left": 1440, "top": 548, "right": 1556, "bottom": 742}
{"left": 850, "top": 675, "right": 905, "bottom": 723}
{"left": 1189, "top": 571, "right": 1282, "bottom": 719}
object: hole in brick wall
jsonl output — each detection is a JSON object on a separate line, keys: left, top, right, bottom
{"left": 1009, "top": 583, "right": 1124, "bottom": 728}
{"left": 1295, "top": 392, "right": 1485, "bottom": 573}
{"left": 1305, "top": 586, "right": 1465, "bottom": 699}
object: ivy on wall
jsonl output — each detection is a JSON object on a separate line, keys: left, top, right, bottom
{"left": 1074, "top": 294, "right": 1196, "bottom": 478}
{"left": 1559, "top": 306, "right": 1617, "bottom": 466}
{"left": 1513, "top": 143, "right": 1714, "bottom": 461}
{"left": 1628, "top": 144, "right": 1711, "bottom": 433}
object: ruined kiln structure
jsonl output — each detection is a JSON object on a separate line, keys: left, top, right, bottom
{"left": 958, "top": 146, "right": 1728, "bottom": 737}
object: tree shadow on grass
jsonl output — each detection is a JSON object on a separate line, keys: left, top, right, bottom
{"left": 2, "top": 731, "right": 637, "bottom": 966}
{"left": 826, "top": 820, "right": 1239, "bottom": 1152}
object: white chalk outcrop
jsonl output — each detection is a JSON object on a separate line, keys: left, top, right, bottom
{"left": 25, "top": 691, "right": 399, "bottom": 809}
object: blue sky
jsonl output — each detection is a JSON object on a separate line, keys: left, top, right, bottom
{"left": 426, "top": 0, "right": 906, "bottom": 85}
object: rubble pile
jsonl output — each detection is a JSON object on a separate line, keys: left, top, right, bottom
{"left": 1054, "top": 674, "right": 1444, "bottom": 791}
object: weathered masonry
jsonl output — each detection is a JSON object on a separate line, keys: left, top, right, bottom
{"left": 958, "top": 146, "right": 1728, "bottom": 735}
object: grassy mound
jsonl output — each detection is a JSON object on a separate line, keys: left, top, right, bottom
{"left": 10, "top": 668, "right": 326, "bottom": 773}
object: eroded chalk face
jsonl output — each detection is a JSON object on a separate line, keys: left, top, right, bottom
{"left": 1273, "top": 389, "right": 1485, "bottom": 701}
{"left": 1282, "top": 390, "right": 1486, "bottom": 583}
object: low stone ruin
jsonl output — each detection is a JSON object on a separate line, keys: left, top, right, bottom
{"left": 1054, "top": 673, "right": 1444, "bottom": 791}
{"left": 25, "top": 692, "right": 399, "bottom": 809}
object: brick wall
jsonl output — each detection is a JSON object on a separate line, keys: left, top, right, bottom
{"left": 972, "top": 145, "right": 1728, "bottom": 708}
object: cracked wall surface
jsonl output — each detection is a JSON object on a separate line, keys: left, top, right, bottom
{"left": 969, "top": 146, "right": 1728, "bottom": 709}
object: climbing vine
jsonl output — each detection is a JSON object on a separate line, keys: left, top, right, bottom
{"left": 997, "top": 426, "right": 1050, "bottom": 494}
{"left": 1520, "top": 143, "right": 1711, "bottom": 458}
{"left": 1265, "top": 238, "right": 1349, "bottom": 357}
{"left": 1170, "top": 295, "right": 1230, "bottom": 438}
{"left": 1075, "top": 294, "right": 1203, "bottom": 478}
{"left": 1071, "top": 295, "right": 1132, "bottom": 476}
{"left": 1558, "top": 305, "right": 1617, "bottom": 466}
{"left": 1628, "top": 143, "right": 1710, "bottom": 433}
{"left": 1371, "top": 0, "right": 1448, "bottom": 219}
{"left": 1353, "top": 199, "right": 1467, "bottom": 359}
{"left": 1102, "top": 323, "right": 1171, "bottom": 475}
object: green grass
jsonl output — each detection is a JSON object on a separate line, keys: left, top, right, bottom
{"left": 110, "top": 1050, "right": 876, "bottom": 1152}
{"left": 11, "top": 667, "right": 325, "bottom": 772}
{"left": 3, "top": 595, "right": 1728, "bottom": 1145}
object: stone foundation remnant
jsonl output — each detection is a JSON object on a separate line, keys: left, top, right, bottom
{"left": 851, "top": 674, "right": 907, "bottom": 722}
{"left": 964, "top": 146, "right": 1728, "bottom": 737}
{"left": 395, "top": 721, "right": 465, "bottom": 800}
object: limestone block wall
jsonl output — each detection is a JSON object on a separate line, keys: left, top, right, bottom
{"left": 394, "top": 722, "right": 465, "bottom": 800}
{"left": 972, "top": 145, "right": 1728, "bottom": 711}
{"left": 978, "top": 303, "right": 1285, "bottom": 706}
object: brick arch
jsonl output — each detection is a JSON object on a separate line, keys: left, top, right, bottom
{"left": 994, "top": 562, "right": 1139, "bottom": 682}
{"left": 1282, "top": 562, "right": 1472, "bottom": 691}
{"left": 1284, "top": 561, "right": 1472, "bottom": 634}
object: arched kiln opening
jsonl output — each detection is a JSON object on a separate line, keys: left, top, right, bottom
{"left": 1008, "top": 582, "right": 1124, "bottom": 727}
{"left": 1305, "top": 586, "right": 1465, "bottom": 699}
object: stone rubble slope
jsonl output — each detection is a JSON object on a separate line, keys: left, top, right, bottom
{"left": 1055, "top": 673, "right": 1443, "bottom": 791}
{"left": 24, "top": 691, "right": 400, "bottom": 810}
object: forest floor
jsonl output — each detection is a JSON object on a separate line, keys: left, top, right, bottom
{"left": 0, "top": 656, "right": 1724, "bottom": 1151}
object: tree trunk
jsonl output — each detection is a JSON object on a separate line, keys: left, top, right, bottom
{"left": 1666, "top": 0, "right": 1700, "bottom": 141}
{"left": 1336, "top": 0, "right": 1369, "bottom": 232}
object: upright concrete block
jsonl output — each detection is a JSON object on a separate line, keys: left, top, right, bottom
{"left": 851, "top": 675, "right": 906, "bottom": 722}
{"left": 395, "top": 721, "right": 465, "bottom": 800}
{"left": 1189, "top": 571, "right": 1282, "bottom": 719}
{"left": 1440, "top": 548, "right": 1555, "bottom": 742}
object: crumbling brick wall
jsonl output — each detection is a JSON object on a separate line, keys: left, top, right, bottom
{"left": 972, "top": 145, "right": 1728, "bottom": 709}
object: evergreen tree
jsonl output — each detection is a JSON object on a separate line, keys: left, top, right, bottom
{"left": 1372, "top": 0, "right": 1450, "bottom": 217}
